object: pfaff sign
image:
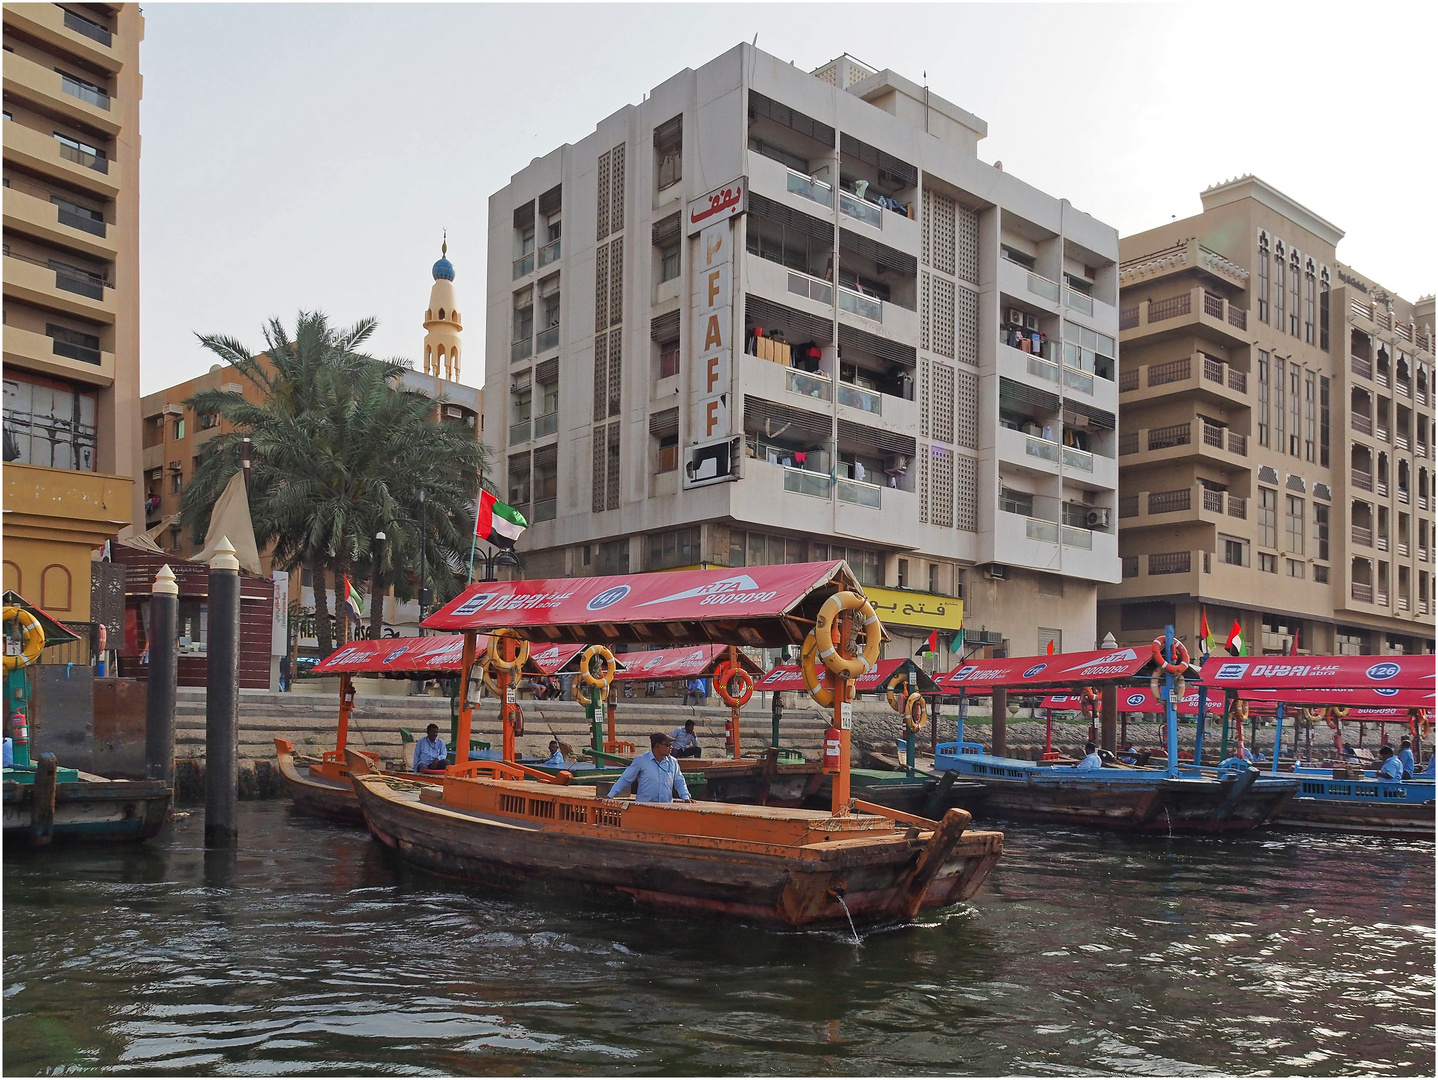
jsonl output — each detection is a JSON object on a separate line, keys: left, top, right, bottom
{"left": 690, "top": 197, "right": 737, "bottom": 445}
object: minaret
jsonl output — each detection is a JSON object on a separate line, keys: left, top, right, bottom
{"left": 423, "top": 234, "right": 462, "bottom": 380}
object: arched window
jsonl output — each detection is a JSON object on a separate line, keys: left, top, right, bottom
{"left": 438, "top": 308, "right": 446, "bottom": 320}
{"left": 451, "top": 310, "right": 460, "bottom": 323}
{"left": 426, "top": 309, "right": 433, "bottom": 321}
{"left": 3, "top": 560, "right": 20, "bottom": 595}
{"left": 41, "top": 564, "right": 72, "bottom": 612}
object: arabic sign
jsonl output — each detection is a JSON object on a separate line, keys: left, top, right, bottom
{"left": 421, "top": 561, "right": 861, "bottom": 647}
{"left": 1199, "top": 655, "right": 1435, "bottom": 693}
{"left": 313, "top": 634, "right": 475, "bottom": 675}
{"left": 864, "top": 587, "right": 962, "bottom": 632}
{"left": 1042, "top": 689, "right": 1224, "bottom": 716}
{"left": 612, "top": 644, "right": 759, "bottom": 681}
{"left": 758, "top": 657, "right": 940, "bottom": 695}
{"left": 937, "top": 647, "right": 1163, "bottom": 692}
{"left": 687, "top": 176, "right": 746, "bottom": 235}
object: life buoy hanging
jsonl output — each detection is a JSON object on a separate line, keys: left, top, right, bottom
{"left": 579, "top": 644, "right": 617, "bottom": 688}
{"left": 484, "top": 629, "right": 531, "bottom": 673}
{"left": 2, "top": 606, "right": 45, "bottom": 671}
{"left": 800, "top": 630, "right": 853, "bottom": 708}
{"left": 813, "top": 592, "right": 883, "bottom": 679}
{"left": 713, "top": 661, "right": 754, "bottom": 708}
{"left": 1150, "top": 637, "right": 1190, "bottom": 675}
{"left": 1078, "top": 685, "right": 1099, "bottom": 720}
{"left": 904, "top": 693, "right": 928, "bottom": 734}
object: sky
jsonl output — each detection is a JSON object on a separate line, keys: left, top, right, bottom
{"left": 137, "top": 1, "right": 1436, "bottom": 395}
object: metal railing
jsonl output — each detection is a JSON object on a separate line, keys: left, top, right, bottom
{"left": 783, "top": 467, "right": 831, "bottom": 499}
{"left": 1397, "top": 541, "right": 1410, "bottom": 558}
{"left": 1149, "top": 358, "right": 1190, "bottom": 386}
{"left": 1119, "top": 307, "right": 1139, "bottom": 330}
{"left": 1395, "top": 434, "right": 1410, "bottom": 451}
{"left": 1351, "top": 414, "right": 1372, "bottom": 434}
{"left": 1118, "top": 495, "right": 1139, "bottom": 518}
{"left": 1065, "top": 288, "right": 1094, "bottom": 315}
{"left": 1148, "top": 293, "right": 1191, "bottom": 322}
{"left": 1228, "top": 368, "right": 1247, "bottom": 392}
{"left": 836, "top": 478, "right": 881, "bottom": 507}
{"left": 839, "top": 191, "right": 882, "bottom": 229}
{"left": 1202, "top": 488, "right": 1223, "bottom": 513}
{"left": 1398, "top": 487, "right": 1410, "bottom": 505}
{"left": 1122, "top": 555, "right": 1139, "bottom": 578}
{"left": 1203, "top": 292, "right": 1224, "bottom": 319}
{"left": 64, "top": 9, "right": 113, "bottom": 45}
{"left": 1377, "top": 590, "right": 1389, "bottom": 607}
{"left": 1119, "top": 369, "right": 1138, "bottom": 392}
{"left": 56, "top": 139, "right": 108, "bottom": 173}
{"left": 1119, "top": 432, "right": 1139, "bottom": 456}
{"left": 786, "top": 368, "right": 832, "bottom": 401}
{"left": 787, "top": 271, "right": 834, "bottom": 306}
{"left": 1377, "top": 535, "right": 1389, "bottom": 552}
{"left": 1228, "top": 306, "right": 1247, "bottom": 330}
{"left": 1377, "top": 479, "right": 1388, "bottom": 497}
{"left": 839, "top": 286, "right": 882, "bottom": 322}
{"left": 1149, "top": 489, "right": 1190, "bottom": 514}
{"left": 537, "top": 238, "right": 561, "bottom": 268}
{"left": 533, "top": 411, "right": 558, "bottom": 437}
{"left": 1228, "top": 431, "right": 1246, "bottom": 455}
{"left": 511, "top": 338, "right": 532, "bottom": 363}
{"left": 1149, "top": 552, "right": 1191, "bottom": 575}
{"left": 1352, "top": 468, "right": 1373, "bottom": 491}
{"left": 1149, "top": 423, "right": 1191, "bottom": 450}
{"left": 1351, "top": 582, "right": 1373, "bottom": 603}
{"left": 509, "top": 419, "right": 530, "bottom": 444}
{"left": 1352, "top": 525, "right": 1372, "bottom": 546}
{"left": 1025, "top": 435, "right": 1059, "bottom": 462}
{"left": 57, "top": 207, "right": 106, "bottom": 237}
{"left": 1028, "top": 355, "right": 1059, "bottom": 383}
{"left": 535, "top": 325, "right": 560, "bottom": 352}
{"left": 55, "top": 268, "right": 105, "bottom": 299}
{"left": 1351, "top": 356, "right": 1372, "bottom": 380}
{"left": 1228, "top": 496, "right": 1246, "bottom": 519}
{"left": 60, "top": 75, "right": 109, "bottom": 110}
{"left": 787, "top": 170, "right": 833, "bottom": 208}
{"left": 51, "top": 337, "right": 101, "bottom": 365}
{"left": 837, "top": 382, "right": 881, "bottom": 415}
{"left": 1062, "top": 446, "right": 1094, "bottom": 471}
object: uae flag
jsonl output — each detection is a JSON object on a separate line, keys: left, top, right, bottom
{"left": 1224, "top": 619, "right": 1244, "bottom": 656}
{"left": 1199, "top": 607, "right": 1213, "bottom": 660}
{"left": 914, "top": 630, "right": 939, "bottom": 657}
{"left": 474, "top": 490, "right": 528, "bottom": 549}
{"left": 343, "top": 574, "right": 364, "bottom": 624}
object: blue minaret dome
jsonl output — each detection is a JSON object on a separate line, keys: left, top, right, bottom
{"left": 432, "top": 233, "right": 454, "bottom": 281}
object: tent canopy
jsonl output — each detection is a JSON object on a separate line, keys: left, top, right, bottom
{"left": 1199, "top": 655, "right": 1435, "bottom": 699}
{"left": 422, "top": 561, "right": 870, "bottom": 648}
{"left": 528, "top": 643, "right": 630, "bottom": 677}
{"left": 759, "top": 656, "right": 938, "bottom": 695}
{"left": 612, "top": 644, "right": 760, "bottom": 682}
{"left": 937, "top": 646, "right": 1195, "bottom": 694}
{"left": 312, "top": 635, "right": 474, "bottom": 677}
{"left": 1042, "top": 688, "right": 1224, "bottom": 716}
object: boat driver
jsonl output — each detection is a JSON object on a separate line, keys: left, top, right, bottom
{"left": 1075, "top": 741, "right": 1104, "bottom": 771}
{"left": 607, "top": 732, "right": 693, "bottom": 803}
{"left": 1376, "top": 745, "right": 1404, "bottom": 782}
{"left": 413, "top": 724, "right": 448, "bottom": 772}
{"left": 1397, "top": 737, "right": 1415, "bottom": 779}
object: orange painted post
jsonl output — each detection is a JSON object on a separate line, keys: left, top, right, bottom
{"left": 830, "top": 617, "right": 851, "bottom": 815}
{"left": 452, "top": 630, "right": 477, "bottom": 773}
{"left": 500, "top": 635, "right": 516, "bottom": 762}
{"left": 727, "top": 645, "right": 742, "bottom": 759}
{"left": 336, "top": 674, "right": 354, "bottom": 756}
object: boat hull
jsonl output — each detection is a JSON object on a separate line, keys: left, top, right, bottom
{"left": 348, "top": 763, "right": 1003, "bottom": 928}
{"left": 2, "top": 778, "right": 171, "bottom": 844}
{"left": 275, "top": 739, "right": 442, "bottom": 824}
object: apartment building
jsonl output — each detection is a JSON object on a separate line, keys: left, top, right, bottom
{"left": 2, "top": 2, "right": 142, "bottom": 623}
{"left": 486, "top": 45, "right": 1122, "bottom": 662}
{"left": 1101, "top": 176, "right": 1435, "bottom": 656}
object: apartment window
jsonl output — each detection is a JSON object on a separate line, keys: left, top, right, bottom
{"left": 659, "top": 339, "right": 680, "bottom": 379}
{"left": 657, "top": 433, "right": 678, "bottom": 473}
{"left": 654, "top": 114, "right": 682, "bottom": 190}
{"left": 999, "top": 486, "right": 1034, "bottom": 517}
{"left": 659, "top": 243, "right": 680, "bottom": 283}
{"left": 1, "top": 373, "right": 97, "bottom": 471}
{"left": 170, "top": 471, "right": 183, "bottom": 494}
{"left": 1259, "top": 552, "right": 1277, "bottom": 573}
{"left": 897, "top": 558, "right": 909, "bottom": 588}
{"left": 1319, "top": 375, "right": 1330, "bottom": 467}
{"left": 1288, "top": 365, "right": 1300, "bottom": 457}
{"left": 1222, "top": 535, "right": 1248, "bottom": 567}
{"left": 173, "top": 418, "right": 186, "bottom": 440}
{"left": 46, "top": 323, "right": 101, "bottom": 365}
{"left": 53, "top": 132, "right": 107, "bottom": 172}
{"left": 1257, "top": 239, "right": 1270, "bottom": 323}
{"left": 1315, "top": 503, "right": 1329, "bottom": 562}
{"left": 646, "top": 526, "right": 702, "bottom": 571}
{"left": 1273, "top": 357, "right": 1285, "bottom": 451}
{"left": 1319, "top": 273, "right": 1330, "bottom": 351}
{"left": 1273, "top": 247, "right": 1285, "bottom": 330}
{"left": 1287, "top": 559, "right": 1305, "bottom": 579}
{"left": 1257, "top": 351, "right": 1269, "bottom": 447}
{"left": 1257, "top": 487, "right": 1277, "bottom": 548}
{"left": 1304, "top": 267, "right": 1316, "bottom": 344}
{"left": 1062, "top": 322, "right": 1116, "bottom": 381}
{"left": 928, "top": 563, "right": 942, "bottom": 595}
{"left": 512, "top": 288, "right": 534, "bottom": 359}
{"left": 1285, "top": 495, "right": 1304, "bottom": 554}
{"left": 1303, "top": 370, "right": 1315, "bottom": 461}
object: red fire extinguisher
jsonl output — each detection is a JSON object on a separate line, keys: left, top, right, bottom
{"left": 724, "top": 717, "right": 734, "bottom": 754}
{"left": 12, "top": 709, "right": 30, "bottom": 759}
{"left": 823, "top": 726, "right": 841, "bottom": 772}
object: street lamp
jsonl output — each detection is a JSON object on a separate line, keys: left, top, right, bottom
{"left": 477, "top": 548, "right": 519, "bottom": 583}
{"left": 417, "top": 488, "right": 432, "bottom": 612}
{"left": 240, "top": 436, "right": 252, "bottom": 494}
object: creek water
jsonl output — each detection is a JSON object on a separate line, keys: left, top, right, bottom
{"left": 3, "top": 802, "right": 1433, "bottom": 1076}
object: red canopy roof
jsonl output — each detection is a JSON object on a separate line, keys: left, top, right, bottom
{"left": 1199, "top": 655, "right": 1435, "bottom": 696}
{"left": 1229, "top": 686, "right": 1435, "bottom": 709}
{"left": 611, "top": 645, "right": 761, "bottom": 681}
{"left": 937, "top": 647, "right": 1188, "bottom": 693}
{"left": 313, "top": 635, "right": 474, "bottom": 675}
{"left": 1042, "top": 688, "right": 1225, "bottom": 716}
{"left": 757, "top": 657, "right": 939, "bottom": 695}
{"left": 421, "top": 561, "right": 865, "bottom": 647}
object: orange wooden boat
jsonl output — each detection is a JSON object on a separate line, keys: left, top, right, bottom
{"left": 347, "top": 561, "right": 1006, "bottom": 927}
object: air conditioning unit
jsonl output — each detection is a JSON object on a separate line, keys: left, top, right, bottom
{"left": 167, "top": 460, "right": 182, "bottom": 471}
{"left": 975, "top": 630, "right": 1005, "bottom": 646}
{"left": 1024, "top": 313, "right": 1039, "bottom": 331}
{"left": 1086, "top": 508, "right": 1110, "bottom": 528}
{"left": 445, "top": 405, "right": 463, "bottom": 418}
{"left": 883, "top": 454, "right": 909, "bottom": 475}
{"left": 1005, "top": 307, "right": 1024, "bottom": 326}
{"left": 984, "top": 564, "right": 1007, "bottom": 580}
{"left": 162, "top": 404, "right": 183, "bottom": 416}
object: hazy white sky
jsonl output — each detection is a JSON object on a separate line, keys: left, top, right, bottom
{"left": 138, "top": 1, "right": 1435, "bottom": 395}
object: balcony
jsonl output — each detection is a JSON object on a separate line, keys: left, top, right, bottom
{"left": 1351, "top": 582, "right": 1373, "bottom": 603}
{"left": 1351, "top": 414, "right": 1372, "bottom": 435}
{"left": 3, "top": 251, "right": 115, "bottom": 321}
{"left": 2, "top": 4, "right": 119, "bottom": 70}
{"left": 1351, "top": 468, "right": 1373, "bottom": 491}
{"left": 1377, "top": 535, "right": 1389, "bottom": 552}
{"left": 533, "top": 411, "right": 558, "bottom": 438}
{"left": 0, "top": 50, "right": 118, "bottom": 135}
{"left": 511, "top": 337, "right": 532, "bottom": 364}
{"left": 786, "top": 269, "right": 833, "bottom": 308}
{"left": 0, "top": 323, "right": 115, "bottom": 387}
{"left": 1398, "top": 541, "right": 1410, "bottom": 558}
{"left": 999, "top": 426, "right": 1058, "bottom": 475}
{"left": 2, "top": 186, "right": 116, "bottom": 261}
{"left": 783, "top": 467, "right": 832, "bottom": 499}
{"left": 1119, "top": 420, "right": 1247, "bottom": 466}
{"left": 1121, "top": 485, "right": 1248, "bottom": 528}
{"left": 512, "top": 252, "right": 534, "bottom": 279}
{"left": 1065, "top": 288, "right": 1094, "bottom": 316}
{"left": 535, "top": 325, "right": 560, "bottom": 353}
{"left": 839, "top": 191, "right": 881, "bottom": 230}
{"left": 1062, "top": 445, "right": 1093, "bottom": 472}
{"left": 1028, "top": 353, "right": 1060, "bottom": 384}
{"left": 838, "top": 286, "right": 882, "bottom": 323}
{"left": 786, "top": 169, "right": 833, "bottom": 209}
{"left": 1352, "top": 525, "right": 1372, "bottom": 547}
{"left": 785, "top": 368, "right": 833, "bottom": 402}
{"left": 836, "top": 477, "right": 881, "bottom": 507}
{"left": 64, "top": 9, "right": 113, "bottom": 46}
{"left": 1397, "top": 487, "right": 1410, "bottom": 505}
{"left": 1149, "top": 551, "right": 1191, "bottom": 576}
{"left": 1125, "top": 352, "right": 1249, "bottom": 407}
{"left": 1351, "top": 356, "right": 1373, "bottom": 381}
{"left": 1117, "top": 286, "right": 1249, "bottom": 347}
{"left": 837, "top": 382, "right": 881, "bottom": 415}
{"left": 1, "top": 120, "right": 120, "bottom": 197}
{"left": 509, "top": 419, "right": 530, "bottom": 445}
{"left": 537, "top": 238, "right": 561, "bottom": 269}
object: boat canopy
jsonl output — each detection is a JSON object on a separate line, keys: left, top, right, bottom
{"left": 527, "top": 643, "right": 630, "bottom": 676}
{"left": 1199, "top": 655, "right": 1435, "bottom": 698}
{"left": 612, "top": 644, "right": 760, "bottom": 682}
{"left": 312, "top": 634, "right": 474, "bottom": 676}
{"left": 421, "top": 561, "right": 869, "bottom": 647}
{"left": 936, "top": 646, "right": 1194, "bottom": 694}
{"left": 1042, "top": 688, "right": 1224, "bottom": 716}
{"left": 759, "top": 657, "right": 939, "bottom": 695}
{"left": 3, "top": 590, "right": 80, "bottom": 647}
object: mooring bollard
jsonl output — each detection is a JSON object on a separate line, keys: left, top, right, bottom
{"left": 31, "top": 752, "right": 57, "bottom": 846}
{"left": 146, "top": 565, "right": 178, "bottom": 785}
{"left": 205, "top": 539, "right": 240, "bottom": 847}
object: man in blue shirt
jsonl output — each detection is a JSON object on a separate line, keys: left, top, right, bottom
{"left": 669, "top": 719, "right": 702, "bottom": 758}
{"left": 541, "top": 740, "right": 565, "bottom": 767}
{"left": 608, "top": 732, "right": 693, "bottom": 803}
{"left": 412, "top": 724, "right": 448, "bottom": 772}
{"left": 1376, "top": 745, "right": 1404, "bottom": 781}
{"left": 1397, "top": 737, "right": 1415, "bottom": 780}
{"left": 1075, "top": 741, "right": 1103, "bottom": 771}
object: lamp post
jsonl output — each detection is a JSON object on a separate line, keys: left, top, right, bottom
{"left": 476, "top": 548, "right": 519, "bottom": 583}
{"left": 370, "top": 530, "right": 386, "bottom": 640}
{"left": 417, "top": 488, "right": 432, "bottom": 617}
{"left": 240, "top": 436, "right": 252, "bottom": 494}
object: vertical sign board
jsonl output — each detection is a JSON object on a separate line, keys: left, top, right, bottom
{"left": 270, "top": 570, "right": 289, "bottom": 656}
{"left": 692, "top": 217, "right": 732, "bottom": 444}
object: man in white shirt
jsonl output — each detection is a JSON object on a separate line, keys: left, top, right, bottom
{"left": 668, "top": 719, "right": 702, "bottom": 758}
{"left": 1075, "top": 741, "right": 1104, "bottom": 772}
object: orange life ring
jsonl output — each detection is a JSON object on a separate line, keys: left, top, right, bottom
{"left": 904, "top": 693, "right": 928, "bottom": 734}
{"left": 1410, "top": 708, "right": 1432, "bottom": 740}
{"left": 1150, "top": 637, "right": 1189, "bottom": 675}
{"left": 1078, "top": 685, "right": 1099, "bottom": 719}
{"left": 713, "top": 661, "right": 754, "bottom": 708}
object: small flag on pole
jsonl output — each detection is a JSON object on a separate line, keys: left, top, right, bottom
{"left": 1199, "top": 607, "right": 1213, "bottom": 660}
{"left": 474, "top": 489, "right": 528, "bottom": 549}
{"left": 1046, "top": 638, "right": 1056, "bottom": 656}
{"left": 914, "top": 629, "right": 939, "bottom": 657}
{"left": 1224, "top": 619, "right": 1244, "bottom": 656}
{"left": 1289, "top": 627, "right": 1300, "bottom": 656}
{"left": 343, "top": 574, "right": 364, "bottom": 624}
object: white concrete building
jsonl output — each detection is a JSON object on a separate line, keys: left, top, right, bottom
{"left": 485, "top": 45, "right": 1121, "bottom": 663}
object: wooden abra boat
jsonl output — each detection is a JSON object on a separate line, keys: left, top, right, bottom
{"left": 3, "top": 759, "right": 171, "bottom": 844}
{"left": 348, "top": 750, "right": 1001, "bottom": 927}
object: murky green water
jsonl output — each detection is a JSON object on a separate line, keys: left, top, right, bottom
{"left": 4, "top": 802, "right": 1434, "bottom": 1075}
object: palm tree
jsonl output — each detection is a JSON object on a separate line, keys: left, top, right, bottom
{"left": 180, "top": 312, "right": 485, "bottom": 656}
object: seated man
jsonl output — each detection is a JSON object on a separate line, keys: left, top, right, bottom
{"left": 541, "top": 740, "right": 565, "bottom": 768}
{"left": 1376, "top": 745, "right": 1404, "bottom": 781}
{"left": 669, "top": 719, "right": 702, "bottom": 758}
{"left": 1075, "top": 741, "right": 1104, "bottom": 771}
{"left": 412, "top": 723, "right": 448, "bottom": 772}
{"left": 1398, "top": 736, "right": 1415, "bottom": 780}
{"left": 607, "top": 732, "right": 693, "bottom": 803}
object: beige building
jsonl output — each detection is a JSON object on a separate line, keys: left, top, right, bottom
{"left": 3, "top": 2, "right": 143, "bottom": 622}
{"left": 486, "top": 45, "right": 1123, "bottom": 664}
{"left": 1101, "top": 176, "right": 1435, "bottom": 656}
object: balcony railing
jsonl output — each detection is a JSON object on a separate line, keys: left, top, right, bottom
{"left": 1377, "top": 535, "right": 1389, "bottom": 552}
{"left": 533, "top": 411, "right": 558, "bottom": 437}
{"left": 1228, "top": 496, "right": 1246, "bottom": 519}
{"left": 50, "top": 337, "right": 101, "bottom": 365}
{"left": 509, "top": 419, "right": 530, "bottom": 444}
{"left": 1062, "top": 526, "right": 1093, "bottom": 549}
{"left": 1397, "top": 380, "right": 1411, "bottom": 398}
{"left": 512, "top": 253, "right": 534, "bottom": 279}
{"left": 836, "top": 478, "right": 881, "bottom": 507}
{"left": 1228, "top": 431, "right": 1246, "bottom": 455}
{"left": 64, "top": 9, "right": 113, "bottom": 45}
{"left": 1148, "top": 293, "right": 1192, "bottom": 322}
{"left": 1119, "top": 307, "right": 1139, "bottom": 331}
{"left": 1228, "top": 306, "right": 1247, "bottom": 330}
{"left": 1118, "top": 369, "right": 1138, "bottom": 392}
{"left": 1122, "top": 555, "right": 1139, "bottom": 578}
{"left": 839, "top": 191, "right": 881, "bottom": 229}
{"left": 1149, "top": 489, "right": 1190, "bottom": 514}
{"left": 1377, "top": 590, "right": 1389, "bottom": 607}
{"left": 532, "top": 498, "right": 556, "bottom": 523}
{"left": 60, "top": 75, "right": 109, "bottom": 110}
{"left": 787, "top": 170, "right": 833, "bottom": 208}
{"left": 54, "top": 269, "right": 104, "bottom": 300}
{"left": 535, "top": 325, "right": 560, "bottom": 352}
{"left": 1149, "top": 423, "right": 1191, "bottom": 450}
{"left": 1202, "top": 355, "right": 1224, "bottom": 384}
{"left": 1118, "top": 495, "right": 1139, "bottom": 518}
{"left": 1149, "top": 552, "right": 1191, "bottom": 575}
{"left": 1351, "top": 414, "right": 1372, "bottom": 435}
{"left": 1377, "top": 480, "right": 1388, "bottom": 497}
{"left": 537, "top": 238, "right": 561, "bottom": 269}
{"left": 1202, "top": 488, "right": 1223, "bottom": 513}
{"left": 1119, "top": 432, "right": 1139, "bottom": 456}
{"left": 1228, "top": 368, "right": 1247, "bottom": 393}
{"left": 1065, "top": 288, "right": 1094, "bottom": 315}
{"left": 1025, "top": 435, "right": 1059, "bottom": 463}
{"left": 1061, "top": 446, "right": 1094, "bottom": 472}
{"left": 1028, "top": 355, "right": 1059, "bottom": 383}
{"left": 787, "top": 270, "right": 833, "bottom": 306}
{"left": 1375, "top": 370, "right": 1390, "bottom": 388}
{"left": 1375, "top": 427, "right": 1388, "bottom": 443}
{"left": 56, "top": 139, "right": 108, "bottom": 173}
{"left": 1149, "top": 358, "right": 1190, "bottom": 386}
{"left": 1025, "top": 517, "right": 1059, "bottom": 544}
{"left": 1027, "top": 272, "right": 1060, "bottom": 302}
{"left": 1352, "top": 468, "right": 1373, "bottom": 491}
{"left": 56, "top": 207, "right": 106, "bottom": 237}
{"left": 1398, "top": 595, "right": 1411, "bottom": 612}
{"left": 1351, "top": 582, "right": 1373, "bottom": 603}
{"left": 1063, "top": 367, "right": 1094, "bottom": 395}
{"left": 1398, "top": 488, "right": 1410, "bottom": 505}
{"left": 783, "top": 467, "right": 831, "bottom": 499}
{"left": 1352, "top": 525, "right": 1372, "bottom": 547}
{"left": 1395, "top": 434, "right": 1409, "bottom": 451}
{"left": 1203, "top": 292, "right": 1224, "bottom": 319}
{"left": 786, "top": 368, "right": 832, "bottom": 401}
{"left": 1351, "top": 356, "right": 1373, "bottom": 380}
{"left": 1398, "top": 541, "right": 1410, "bottom": 558}
{"left": 838, "top": 382, "right": 881, "bottom": 415}
{"left": 511, "top": 338, "right": 532, "bottom": 363}
{"left": 839, "top": 286, "right": 882, "bottom": 322}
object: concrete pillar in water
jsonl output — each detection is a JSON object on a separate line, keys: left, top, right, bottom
{"left": 205, "top": 538, "right": 240, "bottom": 847}
{"left": 991, "top": 688, "right": 1008, "bottom": 757}
{"left": 145, "top": 565, "right": 178, "bottom": 784}
{"left": 1100, "top": 684, "right": 1118, "bottom": 753}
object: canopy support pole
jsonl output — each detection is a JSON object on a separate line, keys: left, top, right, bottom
{"left": 1272, "top": 702, "right": 1285, "bottom": 775}
{"left": 452, "top": 630, "right": 477, "bottom": 770}
{"left": 1163, "top": 624, "right": 1179, "bottom": 776}
{"left": 956, "top": 689, "right": 967, "bottom": 756}
{"left": 829, "top": 617, "right": 851, "bottom": 816}
{"left": 1192, "top": 684, "right": 1208, "bottom": 766}
{"left": 499, "top": 635, "right": 516, "bottom": 763}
